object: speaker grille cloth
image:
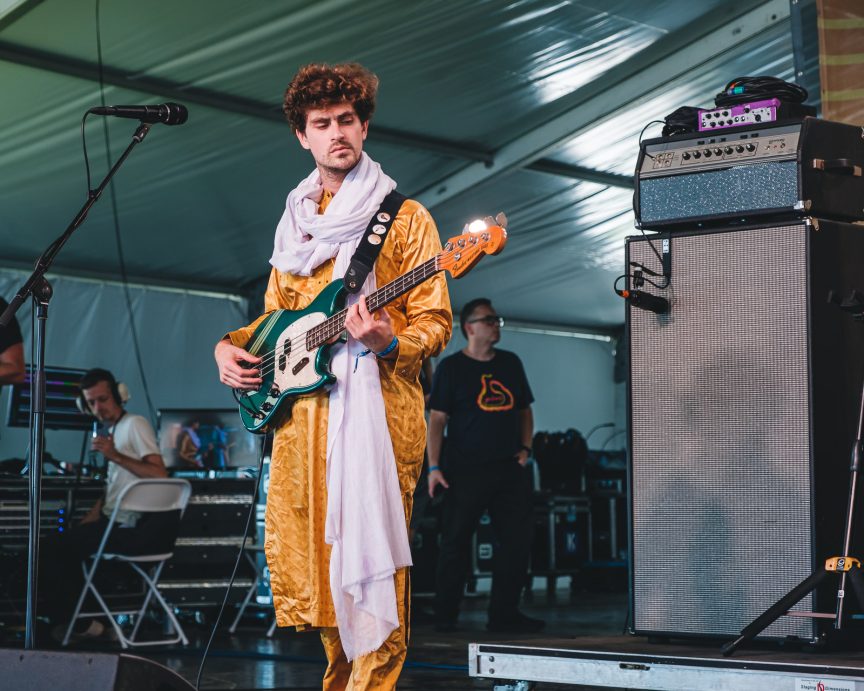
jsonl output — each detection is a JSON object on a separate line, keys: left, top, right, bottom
{"left": 630, "top": 224, "right": 814, "bottom": 639}
{"left": 639, "top": 160, "right": 799, "bottom": 224}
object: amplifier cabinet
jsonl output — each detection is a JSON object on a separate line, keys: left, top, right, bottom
{"left": 627, "top": 218, "right": 864, "bottom": 640}
{"left": 635, "top": 118, "right": 864, "bottom": 229}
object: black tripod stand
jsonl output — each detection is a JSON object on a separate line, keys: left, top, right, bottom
{"left": 722, "top": 290, "right": 864, "bottom": 657}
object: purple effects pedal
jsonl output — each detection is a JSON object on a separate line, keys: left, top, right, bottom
{"left": 698, "top": 99, "right": 782, "bottom": 132}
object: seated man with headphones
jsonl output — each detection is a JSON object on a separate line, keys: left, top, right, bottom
{"left": 76, "top": 368, "right": 168, "bottom": 523}
{"left": 39, "top": 368, "right": 173, "bottom": 641}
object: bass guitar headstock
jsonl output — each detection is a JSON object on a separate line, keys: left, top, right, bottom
{"left": 438, "top": 224, "right": 507, "bottom": 279}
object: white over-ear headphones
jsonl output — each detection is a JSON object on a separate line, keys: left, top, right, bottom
{"left": 76, "top": 369, "right": 131, "bottom": 415}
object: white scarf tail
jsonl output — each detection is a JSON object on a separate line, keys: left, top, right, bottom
{"left": 325, "top": 282, "right": 413, "bottom": 661}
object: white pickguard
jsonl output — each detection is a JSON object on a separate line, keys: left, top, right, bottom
{"left": 270, "top": 311, "right": 328, "bottom": 392}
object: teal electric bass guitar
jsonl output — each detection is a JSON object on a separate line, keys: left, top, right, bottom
{"left": 236, "top": 225, "right": 507, "bottom": 433}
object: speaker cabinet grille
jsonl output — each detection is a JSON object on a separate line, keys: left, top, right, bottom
{"left": 629, "top": 222, "right": 831, "bottom": 639}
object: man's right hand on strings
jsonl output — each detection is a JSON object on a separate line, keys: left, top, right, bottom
{"left": 215, "top": 339, "right": 262, "bottom": 390}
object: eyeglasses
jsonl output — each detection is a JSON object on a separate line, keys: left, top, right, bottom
{"left": 467, "top": 315, "right": 504, "bottom": 327}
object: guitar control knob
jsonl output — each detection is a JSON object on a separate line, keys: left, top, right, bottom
{"left": 745, "top": 143, "right": 756, "bottom": 152}
{"left": 269, "top": 386, "right": 281, "bottom": 398}
{"left": 261, "top": 402, "right": 273, "bottom": 412}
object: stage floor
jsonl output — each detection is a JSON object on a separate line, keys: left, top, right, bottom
{"left": 4, "top": 584, "right": 863, "bottom": 689}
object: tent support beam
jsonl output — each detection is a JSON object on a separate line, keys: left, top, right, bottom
{"left": 0, "top": 40, "right": 635, "bottom": 188}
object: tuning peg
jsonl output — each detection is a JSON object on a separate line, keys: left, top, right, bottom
{"left": 495, "top": 212, "right": 508, "bottom": 229}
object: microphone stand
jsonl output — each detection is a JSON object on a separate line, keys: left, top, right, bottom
{"left": 0, "top": 120, "right": 152, "bottom": 649}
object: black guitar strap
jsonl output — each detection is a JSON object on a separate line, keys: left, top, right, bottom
{"left": 343, "top": 190, "right": 407, "bottom": 294}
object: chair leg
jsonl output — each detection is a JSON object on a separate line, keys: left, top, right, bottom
{"left": 266, "top": 617, "right": 278, "bottom": 638}
{"left": 128, "top": 564, "right": 159, "bottom": 643}
{"left": 84, "top": 573, "right": 130, "bottom": 649}
{"left": 130, "top": 561, "right": 188, "bottom": 646}
{"left": 229, "top": 564, "right": 260, "bottom": 634}
{"left": 62, "top": 559, "right": 103, "bottom": 647}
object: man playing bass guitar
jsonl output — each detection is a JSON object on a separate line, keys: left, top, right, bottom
{"left": 214, "top": 63, "right": 451, "bottom": 690}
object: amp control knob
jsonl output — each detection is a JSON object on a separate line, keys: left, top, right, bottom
{"left": 714, "top": 148, "right": 723, "bottom": 155}
{"left": 724, "top": 146, "right": 733, "bottom": 154}
{"left": 736, "top": 145, "right": 745, "bottom": 153}
{"left": 682, "top": 152, "right": 691, "bottom": 160}
{"left": 745, "top": 143, "right": 756, "bottom": 152}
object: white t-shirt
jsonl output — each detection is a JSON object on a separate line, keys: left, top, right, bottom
{"left": 102, "top": 413, "right": 161, "bottom": 526}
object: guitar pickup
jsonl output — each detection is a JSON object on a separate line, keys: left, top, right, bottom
{"left": 279, "top": 338, "right": 291, "bottom": 372}
{"left": 292, "top": 357, "right": 309, "bottom": 375}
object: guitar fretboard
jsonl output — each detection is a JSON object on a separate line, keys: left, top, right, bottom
{"left": 306, "top": 256, "right": 439, "bottom": 349}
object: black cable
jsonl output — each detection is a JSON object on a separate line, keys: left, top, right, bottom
{"left": 636, "top": 120, "right": 664, "bottom": 160}
{"left": 81, "top": 113, "right": 94, "bottom": 196}
{"left": 195, "top": 439, "right": 267, "bottom": 690}
{"left": 661, "top": 105, "right": 700, "bottom": 137}
{"left": 715, "top": 76, "right": 808, "bottom": 107}
{"left": 93, "top": 0, "right": 157, "bottom": 427}
{"left": 628, "top": 262, "right": 668, "bottom": 290}
{"left": 629, "top": 227, "right": 669, "bottom": 291}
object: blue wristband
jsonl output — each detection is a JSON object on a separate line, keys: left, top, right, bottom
{"left": 429, "top": 465, "right": 440, "bottom": 472}
{"left": 376, "top": 336, "right": 399, "bottom": 358}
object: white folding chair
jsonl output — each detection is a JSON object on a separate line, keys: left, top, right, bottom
{"left": 62, "top": 478, "right": 192, "bottom": 649}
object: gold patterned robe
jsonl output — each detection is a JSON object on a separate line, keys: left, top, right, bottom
{"left": 227, "top": 196, "right": 451, "bottom": 633}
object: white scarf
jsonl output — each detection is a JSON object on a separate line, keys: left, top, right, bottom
{"left": 272, "top": 153, "right": 412, "bottom": 661}
{"left": 271, "top": 152, "right": 397, "bottom": 276}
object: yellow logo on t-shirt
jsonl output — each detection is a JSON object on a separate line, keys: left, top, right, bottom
{"left": 476, "top": 373, "right": 514, "bottom": 411}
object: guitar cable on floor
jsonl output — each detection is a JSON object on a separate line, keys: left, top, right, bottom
{"left": 194, "top": 439, "right": 267, "bottom": 690}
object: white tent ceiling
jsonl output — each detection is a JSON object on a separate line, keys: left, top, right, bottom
{"left": 0, "top": 0, "right": 797, "bottom": 329}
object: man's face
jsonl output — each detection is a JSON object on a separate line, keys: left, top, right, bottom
{"left": 82, "top": 380, "right": 123, "bottom": 424}
{"left": 465, "top": 304, "right": 502, "bottom": 346}
{"left": 296, "top": 102, "right": 368, "bottom": 175}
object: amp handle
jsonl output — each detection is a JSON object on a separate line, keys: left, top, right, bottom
{"left": 812, "top": 158, "right": 863, "bottom": 177}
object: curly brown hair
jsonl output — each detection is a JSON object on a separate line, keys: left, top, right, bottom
{"left": 283, "top": 63, "right": 379, "bottom": 133}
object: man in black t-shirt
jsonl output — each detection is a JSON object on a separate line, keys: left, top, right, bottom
{"left": 427, "top": 297, "right": 543, "bottom": 633}
{"left": 0, "top": 298, "right": 25, "bottom": 386}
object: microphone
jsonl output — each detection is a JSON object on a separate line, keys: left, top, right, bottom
{"left": 90, "top": 102, "right": 188, "bottom": 125}
{"left": 621, "top": 289, "right": 669, "bottom": 315}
